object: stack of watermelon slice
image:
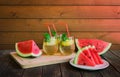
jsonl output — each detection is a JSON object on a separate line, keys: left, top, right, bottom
{"left": 74, "top": 39, "right": 112, "bottom": 66}
{"left": 74, "top": 46, "right": 103, "bottom": 66}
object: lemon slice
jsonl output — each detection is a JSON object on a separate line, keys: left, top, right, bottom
{"left": 43, "top": 44, "right": 47, "bottom": 54}
{"left": 59, "top": 45, "right": 64, "bottom": 54}
{"left": 62, "top": 39, "right": 74, "bottom": 46}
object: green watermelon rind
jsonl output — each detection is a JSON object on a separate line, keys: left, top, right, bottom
{"left": 98, "top": 43, "right": 112, "bottom": 55}
{"left": 31, "top": 50, "right": 42, "bottom": 57}
{"left": 75, "top": 39, "right": 112, "bottom": 55}
{"left": 75, "top": 39, "right": 81, "bottom": 50}
{"left": 73, "top": 50, "right": 81, "bottom": 64}
{"left": 15, "top": 43, "right": 32, "bottom": 57}
{"left": 73, "top": 47, "right": 86, "bottom": 64}
{"left": 16, "top": 43, "right": 42, "bottom": 57}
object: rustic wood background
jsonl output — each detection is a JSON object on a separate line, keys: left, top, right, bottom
{"left": 0, "top": 0, "right": 120, "bottom": 50}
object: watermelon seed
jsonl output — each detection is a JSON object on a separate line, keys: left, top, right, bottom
{"left": 83, "top": 63, "right": 86, "bottom": 65}
{"left": 88, "top": 57, "right": 91, "bottom": 59}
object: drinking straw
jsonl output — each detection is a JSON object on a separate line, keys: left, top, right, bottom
{"left": 65, "top": 23, "right": 70, "bottom": 37}
{"left": 59, "top": 22, "right": 70, "bottom": 37}
{"left": 52, "top": 23, "right": 57, "bottom": 34}
{"left": 47, "top": 26, "right": 52, "bottom": 37}
{"left": 44, "top": 23, "right": 52, "bottom": 37}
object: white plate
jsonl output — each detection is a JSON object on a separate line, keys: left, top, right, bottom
{"left": 69, "top": 59, "right": 109, "bottom": 71}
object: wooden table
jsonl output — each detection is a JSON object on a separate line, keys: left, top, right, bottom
{"left": 0, "top": 50, "right": 120, "bottom": 77}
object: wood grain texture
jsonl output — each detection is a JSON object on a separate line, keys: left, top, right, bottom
{"left": 0, "top": 0, "right": 120, "bottom": 50}
{"left": 0, "top": 0, "right": 120, "bottom": 5}
{"left": 0, "top": 44, "right": 16, "bottom": 50}
{"left": 23, "top": 67, "right": 42, "bottom": 77}
{"left": 99, "top": 65, "right": 120, "bottom": 77}
{"left": 0, "top": 32, "right": 120, "bottom": 44}
{"left": 110, "top": 50, "right": 120, "bottom": 57}
{"left": 0, "top": 50, "right": 120, "bottom": 77}
{"left": 42, "top": 64, "right": 61, "bottom": 77}
{"left": 0, "top": 51, "right": 23, "bottom": 77}
{"left": 1, "top": 59, "right": 24, "bottom": 77}
{"left": 82, "top": 71, "right": 102, "bottom": 77}
{"left": 60, "top": 63, "right": 81, "bottom": 77}
{"left": 1, "top": 6, "right": 120, "bottom": 18}
{"left": 0, "top": 51, "right": 11, "bottom": 76}
{"left": 0, "top": 19, "right": 120, "bottom": 31}
{"left": 103, "top": 51, "right": 120, "bottom": 73}
{"left": 110, "top": 45, "right": 120, "bottom": 51}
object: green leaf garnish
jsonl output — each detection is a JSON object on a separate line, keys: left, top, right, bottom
{"left": 43, "top": 33, "right": 50, "bottom": 42}
{"left": 51, "top": 30, "right": 56, "bottom": 37}
{"left": 61, "top": 33, "right": 69, "bottom": 41}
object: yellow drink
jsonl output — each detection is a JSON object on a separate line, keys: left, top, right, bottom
{"left": 43, "top": 37, "right": 58, "bottom": 55}
{"left": 59, "top": 37, "right": 75, "bottom": 55}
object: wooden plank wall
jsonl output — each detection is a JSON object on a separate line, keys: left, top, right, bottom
{"left": 0, "top": 0, "right": 120, "bottom": 50}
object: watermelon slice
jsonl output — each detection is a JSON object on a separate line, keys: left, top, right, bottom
{"left": 74, "top": 52, "right": 95, "bottom": 66}
{"left": 74, "top": 48, "right": 96, "bottom": 66}
{"left": 15, "top": 40, "right": 42, "bottom": 57}
{"left": 82, "top": 47, "right": 96, "bottom": 65}
{"left": 89, "top": 46, "right": 103, "bottom": 64}
{"left": 74, "top": 46, "right": 103, "bottom": 66}
{"left": 75, "top": 39, "right": 112, "bottom": 55}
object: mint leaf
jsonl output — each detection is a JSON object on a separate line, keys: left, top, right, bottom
{"left": 43, "top": 33, "right": 50, "bottom": 42}
{"left": 51, "top": 30, "right": 56, "bottom": 37}
{"left": 61, "top": 33, "right": 68, "bottom": 41}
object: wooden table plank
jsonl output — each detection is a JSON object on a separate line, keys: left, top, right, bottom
{"left": 0, "top": 50, "right": 24, "bottom": 77}
{"left": 1, "top": 19, "right": 120, "bottom": 32}
{"left": 0, "top": 50, "right": 11, "bottom": 76}
{"left": 0, "top": 50, "right": 10, "bottom": 76}
{"left": 99, "top": 64, "right": 120, "bottom": 77}
{"left": 1, "top": 32, "right": 120, "bottom": 45}
{"left": 1, "top": 6, "right": 120, "bottom": 19}
{"left": 103, "top": 50, "right": 120, "bottom": 72}
{"left": 23, "top": 67, "right": 42, "bottom": 77}
{"left": 42, "top": 64, "right": 61, "bottom": 77}
{"left": 1, "top": 58, "right": 24, "bottom": 77}
{"left": 60, "top": 63, "right": 81, "bottom": 77}
{"left": 110, "top": 50, "right": 120, "bottom": 58}
{"left": 95, "top": 50, "right": 120, "bottom": 77}
{"left": 0, "top": 50, "right": 120, "bottom": 77}
{"left": 0, "top": 0, "right": 120, "bottom": 6}
{"left": 82, "top": 71, "right": 102, "bottom": 77}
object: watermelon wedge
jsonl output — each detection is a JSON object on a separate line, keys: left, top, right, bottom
{"left": 74, "top": 46, "right": 103, "bottom": 66}
{"left": 15, "top": 40, "right": 42, "bottom": 57}
{"left": 74, "top": 48, "right": 96, "bottom": 66}
{"left": 82, "top": 47, "right": 96, "bottom": 65}
{"left": 89, "top": 46, "right": 103, "bottom": 64}
{"left": 75, "top": 39, "right": 112, "bottom": 55}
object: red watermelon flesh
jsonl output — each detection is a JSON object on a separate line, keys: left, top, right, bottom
{"left": 77, "top": 52, "right": 96, "bottom": 66}
{"left": 89, "top": 46, "right": 103, "bottom": 64}
{"left": 32, "top": 41, "right": 41, "bottom": 55}
{"left": 16, "top": 40, "right": 42, "bottom": 57}
{"left": 82, "top": 47, "right": 96, "bottom": 66}
{"left": 74, "top": 46, "right": 103, "bottom": 66}
{"left": 90, "top": 48, "right": 100, "bottom": 64}
{"left": 76, "top": 39, "right": 112, "bottom": 55}
{"left": 17, "top": 40, "right": 33, "bottom": 54}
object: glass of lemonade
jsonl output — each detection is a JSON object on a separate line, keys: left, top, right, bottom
{"left": 43, "top": 36, "right": 58, "bottom": 55}
{"left": 59, "top": 34, "right": 75, "bottom": 55}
